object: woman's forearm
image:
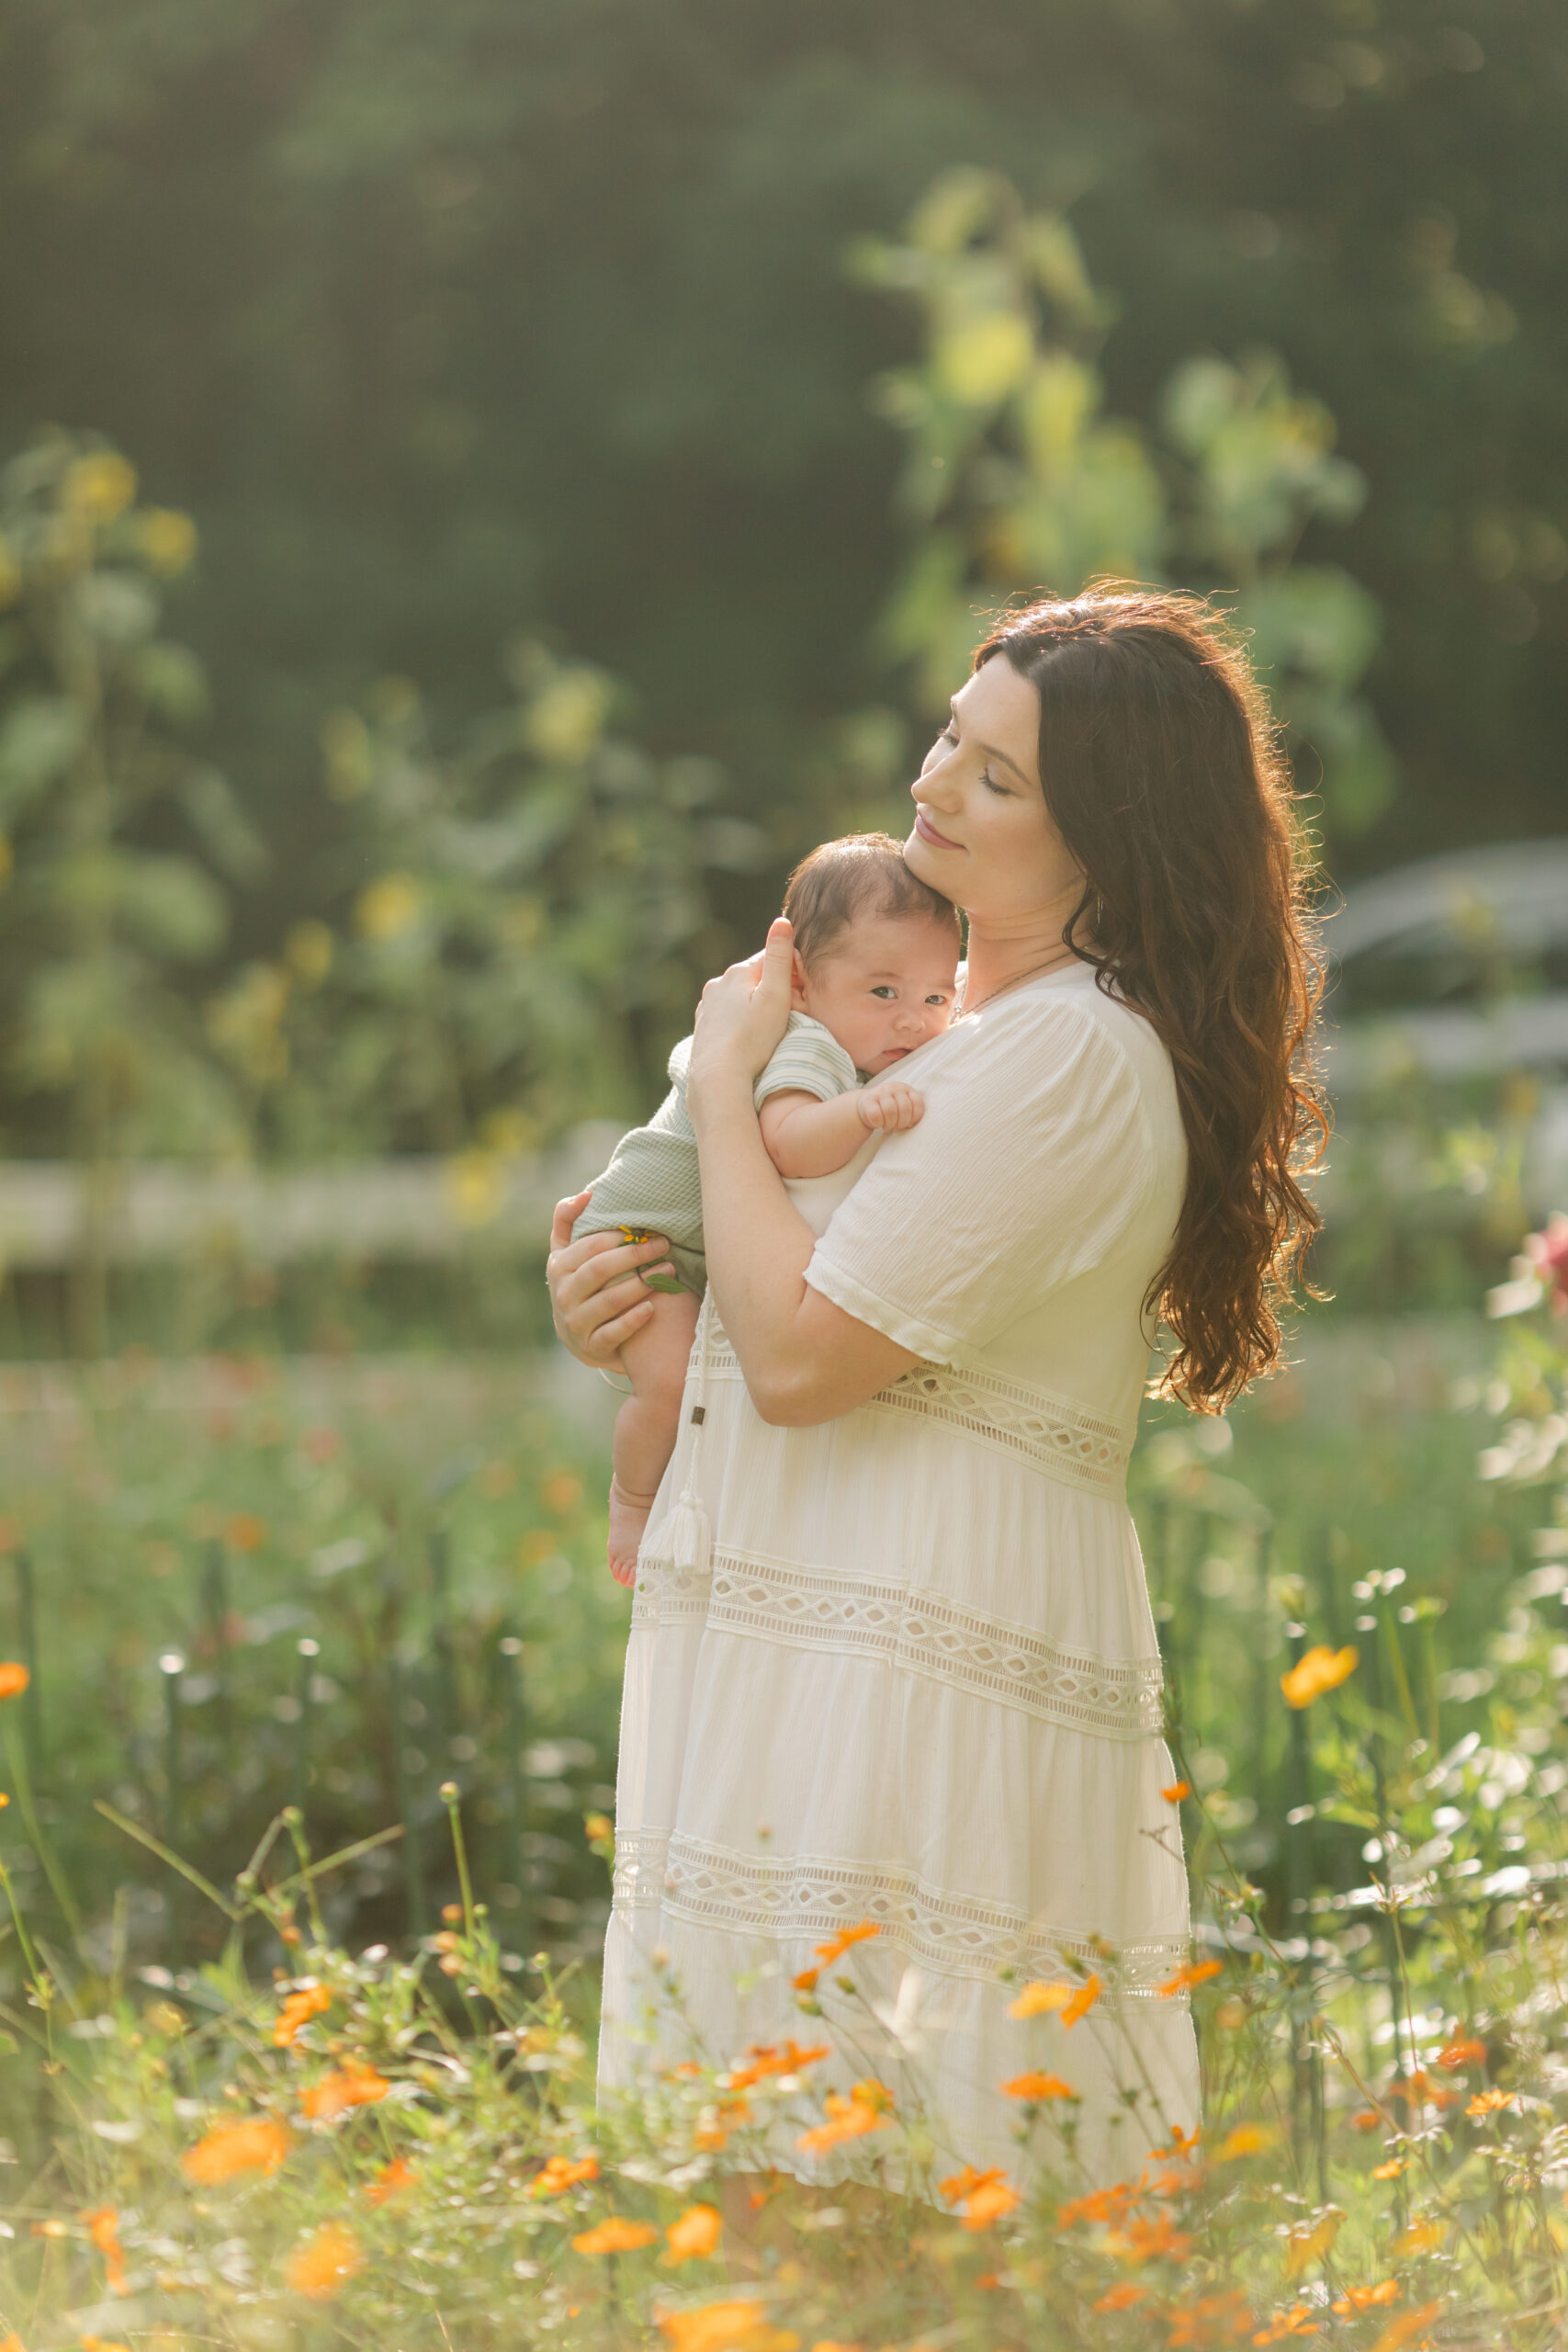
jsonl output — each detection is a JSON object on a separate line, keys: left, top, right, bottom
{"left": 694, "top": 1070, "right": 818, "bottom": 1381}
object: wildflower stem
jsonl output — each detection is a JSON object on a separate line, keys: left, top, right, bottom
{"left": 12, "top": 1547, "right": 41, "bottom": 1781}
{"left": 94, "top": 1798, "right": 239, "bottom": 1920}
{"left": 1, "top": 1710, "right": 81, "bottom": 1939}
{"left": 442, "top": 1781, "right": 477, "bottom": 1938}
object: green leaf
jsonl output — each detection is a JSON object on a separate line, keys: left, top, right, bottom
{"left": 0, "top": 695, "right": 86, "bottom": 817}
{"left": 113, "top": 849, "right": 230, "bottom": 960}
{"left": 180, "top": 766, "right": 271, "bottom": 884}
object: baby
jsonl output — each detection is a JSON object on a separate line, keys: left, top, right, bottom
{"left": 573, "top": 832, "right": 961, "bottom": 1583}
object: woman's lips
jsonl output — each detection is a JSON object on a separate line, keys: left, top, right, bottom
{"left": 914, "top": 808, "right": 963, "bottom": 850}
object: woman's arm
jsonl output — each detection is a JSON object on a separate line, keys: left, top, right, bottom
{"left": 687, "top": 922, "right": 921, "bottom": 1425}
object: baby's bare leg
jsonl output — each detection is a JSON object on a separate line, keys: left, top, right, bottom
{"left": 606, "top": 1286, "right": 702, "bottom": 1588}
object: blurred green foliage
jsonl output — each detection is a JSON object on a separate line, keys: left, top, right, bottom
{"left": 1, "top": 0, "right": 1561, "bottom": 900}
{"left": 853, "top": 169, "right": 1395, "bottom": 829}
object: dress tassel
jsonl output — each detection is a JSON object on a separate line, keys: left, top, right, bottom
{"left": 639, "top": 1294, "right": 713, "bottom": 1578}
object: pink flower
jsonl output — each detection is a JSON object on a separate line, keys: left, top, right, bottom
{"left": 1526, "top": 1215, "right": 1568, "bottom": 1315}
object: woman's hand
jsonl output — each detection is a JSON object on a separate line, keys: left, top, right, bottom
{"left": 546, "top": 1192, "right": 673, "bottom": 1369}
{"left": 685, "top": 917, "right": 795, "bottom": 1122}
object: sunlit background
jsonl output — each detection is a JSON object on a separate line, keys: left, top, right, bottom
{"left": 3, "top": 16, "right": 1568, "bottom": 2331}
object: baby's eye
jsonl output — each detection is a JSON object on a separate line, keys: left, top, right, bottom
{"left": 870, "top": 985, "right": 897, "bottom": 1000}
{"left": 925, "top": 992, "right": 950, "bottom": 1006}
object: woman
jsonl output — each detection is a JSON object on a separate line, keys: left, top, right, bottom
{"left": 547, "top": 587, "right": 1323, "bottom": 2190}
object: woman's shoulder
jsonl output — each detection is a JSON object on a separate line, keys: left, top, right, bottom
{"left": 940, "top": 967, "right": 1181, "bottom": 1140}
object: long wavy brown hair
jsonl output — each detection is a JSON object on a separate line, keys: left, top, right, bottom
{"left": 974, "top": 586, "right": 1327, "bottom": 1413}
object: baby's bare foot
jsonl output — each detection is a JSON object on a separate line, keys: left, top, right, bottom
{"left": 607, "top": 1476, "right": 658, "bottom": 1589}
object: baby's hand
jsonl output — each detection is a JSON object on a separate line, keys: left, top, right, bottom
{"left": 856, "top": 1080, "right": 925, "bottom": 1133}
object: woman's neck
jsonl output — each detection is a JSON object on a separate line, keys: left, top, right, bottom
{"left": 961, "top": 880, "right": 1093, "bottom": 1012}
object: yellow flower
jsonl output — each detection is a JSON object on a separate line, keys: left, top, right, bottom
{"left": 284, "top": 2221, "right": 363, "bottom": 2300}
{"left": 1373, "top": 2158, "right": 1405, "bottom": 2179}
{"left": 1280, "top": 1645, "right": 1358, "bottom": 1709}
{"left": 1001, "top": 2071, "right": 1077, "bottom": 2101}
{"left": 1282, "top": 2209, "right": 1343, "bottom": 2279}
{"left": 272, "top": 1983, "right": 331, "bottom": 2047}
{"left": 355, "top": 872, "right": 423, "bottom": 941}
{"left": 63, "top": 452, "right": 137, "bottom": 524}
{"left": 138, "top": 508, "right": 197, "bottom": 576}
{"left": 1009, "top": 1978, "right": 1074, "bottom": 2018}
{"left": 571, "top": 2215, "right": 659, "bottom": 2254}
{"left": 662, "top": 2204, "right": 722, "bottom": 2264}
{"left": 1466, "top": 2088, "right": 1513, "bottom": 2118}
{"left": 1214, "top": 2123, "right": 1278, "bottom": 2162}
{"left": 180, "top": 2117, "right": 291, "bottom": 2183}
{"left": 446, "top": 1150, "right": 507, "bottom": 1228}
{"left": 284, "top": 919, "right": 334, "bottom": 987}
{"left": 1392, "top": 2218, "right": 1446, "bottom": 2258}
{"left": 0, "top": 1662, "right": 30, "bottom": 1701}
{"left": 299, "top": 2060, "right": 389, "bottom": 2120}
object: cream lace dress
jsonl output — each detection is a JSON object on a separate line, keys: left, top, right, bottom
{"left": 599, "top": 962, "right": 1200, "bottom": 2188}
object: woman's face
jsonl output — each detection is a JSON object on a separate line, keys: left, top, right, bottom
{"left": 904, "top": 653, "right": 1083, "bottom": 920}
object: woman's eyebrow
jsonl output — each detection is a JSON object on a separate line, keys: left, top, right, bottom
{"left": 947, "top": 698, "right": 1034, "bottom": 788}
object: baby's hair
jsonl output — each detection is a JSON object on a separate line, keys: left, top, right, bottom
{"left": 782, "top": 833, "right": 960, "bottom": 970}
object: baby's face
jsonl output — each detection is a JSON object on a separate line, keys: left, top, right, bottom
{"left": 794, "top": 911, "right": 959, "bottom": 1076}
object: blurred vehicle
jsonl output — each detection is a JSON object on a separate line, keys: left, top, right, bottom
{"left": 1325, "top": 838, "right": 1568, "bottom": 1218}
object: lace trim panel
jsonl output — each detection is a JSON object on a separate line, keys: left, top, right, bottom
{"left": 612, "top": 1828, "right": 1190, "bottom": 1997}
{"left": 631, "top": 1549, "right": 1165, "bottom": 1743}
{"left": 701, "top": 1327, "right": 1131, "bottom": 1498}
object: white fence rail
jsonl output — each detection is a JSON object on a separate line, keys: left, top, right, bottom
{"left": 0, "top": 1125, "right": 626, "bottom": 1268}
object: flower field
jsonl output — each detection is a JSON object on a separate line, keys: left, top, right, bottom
{"left": 2, "top": 1246, "right": 1567, "bottom": 2347}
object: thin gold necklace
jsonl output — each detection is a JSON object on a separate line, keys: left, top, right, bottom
{"left": 960, "top": 941, "right": 1087, "bottom": 1015}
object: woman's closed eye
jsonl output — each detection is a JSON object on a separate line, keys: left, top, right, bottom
{"left": 929, "top": 727, "right": 1007, "bottom": 795}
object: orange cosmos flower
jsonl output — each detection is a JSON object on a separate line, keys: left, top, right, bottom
{"left": 571, "top": 2216, "right": 659, "bottom": 2254}
{"left": 224, "top": 1512, "right": 267, "bottom": 1554}
{"left": 795, "top": 2079, "right": 893, "bottom": 2156}
{"left": 1061, "top": 1973, "right": 1102, "bottom": 2026}
{"left": 1436, "top": 2035, "right": 1485, "bottom": 2070}
{"left": 960, "top": 2174, "right": 1021, "bottom": 2232}
{"left": 1162, "top": 1781, "right": 1190, "bottom": 1803}
{"left": 1466, "top": 2087, "right": 1513, "bottom": 2117}
{"left": 1057, "top": 2178, "right": 1136, "bottom": 2230}
{"left": 793, "top": 1919, "right": 880, "bottom": 1992}
{"left": 79, "top": 2338, "right": 131, "bottom": 2352}
{"left": 1369, "top": 2305, "right": 1442, "bottom": 2352}
{"left": 180, "top": 2117, "right": 291, "bottom": 2184}
{"left": 939, "top": 2164, "right": 1021, "bottom": 2229}
{"left": 1280, "top": 1645, "right": 1358, "bottom": 1709}
{"left": 363, "top": 2154, "right": 417, "bottom": 2205}
{"left": 284, "top": 2221, "right": 363, "bottom": 2301}
{"left": 657, "top": 2301, "right": 796, "bottom": 2352}
{"left": 1373, "top": 2159, "right": 1405, "bottom": 2180}
{"left": 1009, "top": 1978, "right": 1074, "bottom": 2018}
{"left": 0, "top": 1662, "right": 29, "bottom": 1702}
{"left": 1332, "top": 2281, "right": 1401, "bottom": 2315}
{"left": 273, "top": 1984, "right": 332, "bottom": 2047}
{"left": 1392, "top": 2219, "right": 1445, "bottom": 2258}
{"left": 1001, "top": 2071, "right": 1077, "bottom": 2102}
{"left": 1157, "top": 1959, "right": 1224, "bottom": 1998}
{"left": 1106, "top": 2211, "right": 1192, "bottom": 2265}
{"left": 662, "top": 2204, "right": 722, "bottom": 2264}
{"left": 83, "top": 2208, "right": 127, "bottom": 2293}
{"left": 1253, "top": 2304, "right": 1321, "bottom": 2343}
{"left": 299, "top": 2060, "right": 389, "bottom": 2121}
{"left": 1092, "top": 2282, "right": 1149, "bottom": 2313}
{"left": 727, "top": 2041, "right": 829, "bottom": 2091}
{"left": 527, "top": 2154, "right": 600, "bottom": 2197}
{"left": 1165, "top": 2292, "right": 1253, "bottom": 2345}
{"left": 1350, "top": 2108, "right": 1382, "bottom": 2132}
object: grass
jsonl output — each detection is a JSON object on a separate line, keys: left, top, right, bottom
{"left": 0, "top": 1286, "right": 1565, "bottom": 2347}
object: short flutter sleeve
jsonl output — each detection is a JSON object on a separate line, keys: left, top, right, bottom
{"left": 805, "top": 993, "right": 1156, "bottom": 1366}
